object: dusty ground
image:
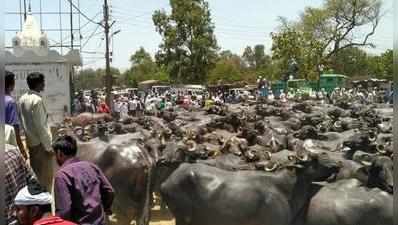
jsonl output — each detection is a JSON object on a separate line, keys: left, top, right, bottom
{"left": 149, "top": 206, "right": 175, "bottom": 225}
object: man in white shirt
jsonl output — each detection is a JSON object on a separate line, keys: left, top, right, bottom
{"left": 128, "top": 98, "right": 134, "bottom": 116}
{"left": 113, "top": 99, "right": 121, "bottom": 119}
{"left": 18, "top": 72, "right": 54, "bottom": 192}
{"left": 120, "top": 101, "right": 129, "bottom": 120}
{"left": 130, "top": 97, "right": 139, "bottom": 116}
{"left": 268, "top": 91, "right": 275, "bottom": 101}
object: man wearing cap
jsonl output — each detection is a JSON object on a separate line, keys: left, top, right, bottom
{"left": 52, "top": 135, "right": 114, "bottom": 225}
{"left": 14, "top": 181, "right": 76, "bottom": 225}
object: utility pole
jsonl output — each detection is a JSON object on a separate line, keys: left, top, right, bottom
{"left": 23, "top": 0, "right": 27, "bottom": 21}
{"left": 70, "top": 0, "right": 74, "bottom": 49}
{"left": 104, "top": 0, "right": 112, "bottom": 110}
{"left": 70, "top": 0, "right": 74, "bottom": 115}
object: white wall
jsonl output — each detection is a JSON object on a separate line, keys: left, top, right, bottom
{"left": 6, "top": 63, "right": 71, "bottom": 125}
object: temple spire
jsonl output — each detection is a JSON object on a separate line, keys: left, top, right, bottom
{"left": 28, "top": 0, "right": 32, "bottom": 15}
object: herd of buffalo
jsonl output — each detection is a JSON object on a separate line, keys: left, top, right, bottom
{"left": 57, "top": 97, "right": 393, "bottom": 225}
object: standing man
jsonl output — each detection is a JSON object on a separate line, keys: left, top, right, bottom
{"left": 5, "top": 144, "right": 35, "bottom": 225}
{"left": 5, "top": 71, "right": 28, "bottom": 159}
{"left": 97, "top": 99, "right": 111, "bottom": 114}
{"left": 262, "top": 78, "right": 269, "bottom": 98}
{"left": 130, "top": 96, "right": 138, "bottom": 117}
{"left": 113, "top": 98, "right": 121, "bottom": 120}
{"left": 52, "top": 135, "right": 115, "bottom": 225}
{"left": 18, "top": 72, "right": 53, "bottom": 191}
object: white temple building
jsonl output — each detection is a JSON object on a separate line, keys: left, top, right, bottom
{"left": 5, "top": 8, "right": 82, "bottom": 125}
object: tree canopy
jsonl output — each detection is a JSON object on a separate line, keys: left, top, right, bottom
{"left": 153, "top": 0, "right": 219, "bottom": 83}
{"left": 75, "top": 67, "right": 121, "bottom": 90}
{"left": 123, "top": 47, "right": 169, "bottom": 87}
{"left": 271, "top": 0, "right": 382, "bottom": 80}
{"left": 78, "top": 0, "right": 392, "bottom": 86}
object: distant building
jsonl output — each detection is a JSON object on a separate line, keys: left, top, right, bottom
{"left": 5, "top": 9, "right": 81, "bottom": 125}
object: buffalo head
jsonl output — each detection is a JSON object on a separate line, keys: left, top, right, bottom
{"left": 342, "top": 131, "right": 377, "bottom": 153}
{"left": 238, "top": 127, "right": 258, "bottom": 146}
{"left": 286, "top": 151, "right": 342, "bottom": 182}
{"left": 293, "top": 125, "right": 319, "bottom": 140}
{"left": 355, "top": 155, "right": 393, "bottom": 194}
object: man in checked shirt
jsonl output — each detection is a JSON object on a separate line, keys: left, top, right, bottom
{"left": 5, "top": 144, "right": 35, "bottom": 225}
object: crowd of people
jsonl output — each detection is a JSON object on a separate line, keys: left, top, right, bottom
{"left": 5, "top": 71, "right": 114, "bottom": 225}
{"left": 72, "top": 89, "right": 222, "bottom": 118}
{"left": 73, "top": 82, "right": 393, "bottom": 121}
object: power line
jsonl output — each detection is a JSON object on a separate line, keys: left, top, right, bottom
{"left": 82, "top": 24, "right": 102, "bottom": 49}
{"left": 80, "top": 12, "right": 102, "bottom": 30}
{"left": 64, "top": 0, "right": 102, "bottom": 26}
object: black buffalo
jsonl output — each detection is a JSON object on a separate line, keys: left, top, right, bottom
{"left": 160, "top": 151, "right": 340, "bottom": 225}
{"left": 304, "top": 179, "right": 392, "bottom": 225}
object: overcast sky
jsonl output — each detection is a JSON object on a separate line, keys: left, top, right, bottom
{"left": 5, "top": 0, "right": 393, "bottom": 70}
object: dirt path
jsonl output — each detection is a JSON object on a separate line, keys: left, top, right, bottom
{"left": 149, "top": 206, "right": 175, "bottom": 225}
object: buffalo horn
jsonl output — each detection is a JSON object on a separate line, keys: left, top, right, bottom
{"left": 288, "top": 154, "right": 296, "bottom": 161}
{"left": 186, "top": 140, "right": 197, "bottom": 152}
{"left": 161, "top": 136, "right": 166, "bottom": 146}
{"left": 57, "top": 128, "right": 67, "bottom": 137}
{"left": 376, "top": 144, "right": 387, "bottom": 154}
{"left": 264, "top": 162, "right": 279, "bottom": 172}
{"left": 264, "top": 151, "right": 272, "bottom": 160}
{"left": 368, "top": 133, "right": 377, "bottom": 142}
{"left": 360, "top": 160, "right": 372, "bottom": 166}
{"left": 74, "top": 127, "right": 83, "bottom": 136}
{"left": 334, "top": 121, "right": 342, "bottom": 129}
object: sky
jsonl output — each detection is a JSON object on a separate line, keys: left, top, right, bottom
{"left": 4, "top": 0, "right": 394, "bottom": 71}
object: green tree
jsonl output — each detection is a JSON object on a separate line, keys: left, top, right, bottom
{"left": 153, "top": 0, "right": 218, "bottom": 83}
{"left": 271, "top": 0, "right": 382, "bottom": 80}
{"left": 130, "top": 47, "right": 153, "bottom": 66}
{"left": 124, "top": 47, "right": 169, "bottom": 86}
{"left": 253, "top": 45, "right": 270, "bottom": 69}
{"left": 75, "top": 67, "right": 121, "bottom": 90}
{"left": 271, "top": 23, "right": 305, "bottom": 79}
{"left": 75, "top": 69, "right": 99, "bottom": 90}
{"left": 332, "top": 47, "right": 369, "bottom": 77}
{"left": 208, "top": 58, "right": 241, "bottom": 84}
{"left": 368, "top": 49, "right": 393, "bottom": 80}
{"left": 380, "top": 49, "right": 393, "bottom": 80}
{"left": 208, "top": 50, "right": 246, "bottom": 84}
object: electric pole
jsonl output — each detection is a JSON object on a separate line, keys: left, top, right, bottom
{"left": 70, "top": 0, "right": 74, "bottom": 49}
{"left": 104, "top": 0, "right": 112, "bottom": 110}
{"left": 23, "top": 0, "right": 27, "bottom": 21}
{"left": 70, "top": 0, "right": 74, "bottom": 115}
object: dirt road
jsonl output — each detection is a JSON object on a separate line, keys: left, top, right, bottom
{"left": 149, "top": 206, "right": 175, "bottom": 225}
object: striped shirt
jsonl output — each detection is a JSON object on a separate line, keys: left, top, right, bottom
{"left": 5, "top": 144, "right": 32, "bottom": 224}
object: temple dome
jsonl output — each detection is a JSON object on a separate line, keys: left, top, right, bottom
{"left": 13, "top": 10, "right": 48, "bottom": 49}
{"left": 12, "top": 9, "right": 48, "bottom": 56}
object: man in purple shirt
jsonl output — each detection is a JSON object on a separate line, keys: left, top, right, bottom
{"left": 52, "top": 135, "right": 114, "bottom": 225}
{"left": 5, "top": 71, "right": 27, "bottom": 159}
